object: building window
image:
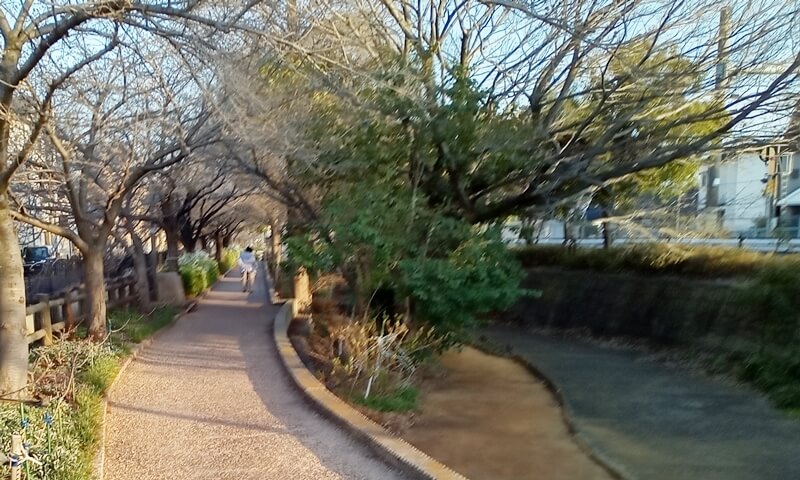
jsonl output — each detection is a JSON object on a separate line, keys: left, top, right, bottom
{"left": 779, "top": 153, "right": 792, "bottom": 175}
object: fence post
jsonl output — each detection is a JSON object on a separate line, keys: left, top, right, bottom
{"left": 10, "top": 434, "right": 22, "bottom": 480}
{"left": 127, "top": 278, "right": 136, "bottom": 308}
{"left": 107, "top": 281, "right": 118, "bottom": 309}
{"left": 52, "top": 295, "right": 63, "bottom": 326}
{"left": 117, "top": 281, "right": 127, "bottom": 309}
{"left": 63, "top": 288, "right": 76, "bottom": 332}
{"left": 292, "top": 267, "right": 312, "bottom": 318}
{"left": 36, "top": 294, "right": 53, "bottom": 346}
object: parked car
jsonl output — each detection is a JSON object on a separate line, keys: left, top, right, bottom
{"left": 22, "top": 246, "right": 54, "bottom": 275}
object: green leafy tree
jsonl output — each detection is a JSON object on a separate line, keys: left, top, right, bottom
{"left": 283, "top": 78, "right": 526, "bottom": 338}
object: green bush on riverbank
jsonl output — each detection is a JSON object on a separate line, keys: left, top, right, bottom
{"left": 353, "top": 386, "right": 419, "bottom": 412}
{"left": 736, "top": 264, "right": 800, "bottom": 409}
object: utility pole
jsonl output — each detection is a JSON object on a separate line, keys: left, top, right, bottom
{"left": 708, "top": 6, "right": 795, "bottom": 237}
{"left": 704, "top": 7, "right": 730, "bottom": 233}
{"left": 715, "top": 7, "right": 730, "bottom": 92}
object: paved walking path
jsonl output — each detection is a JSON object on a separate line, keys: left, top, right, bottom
{"left": 105, "top": 271, "right": 402, "bottom": 480}
{"left": 483, "top": 325, "right": 800, "bottom": 480}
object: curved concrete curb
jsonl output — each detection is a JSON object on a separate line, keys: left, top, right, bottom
{"left": 261, "top": 263, "right": 285, "bottom": 305}
{"left": 272, "top": 300, "right": 469, "bottom": 480}
{"left": 473, "top": 341, "right": 633, "bottom": 480}
{"left": 92, "top": 300, "right": 197, "bottom": 480}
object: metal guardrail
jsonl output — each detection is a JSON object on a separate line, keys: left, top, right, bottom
{"left": 506, "top": 236, "right": 800, "bottom": 253}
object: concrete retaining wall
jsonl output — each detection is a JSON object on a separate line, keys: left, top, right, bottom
{"left": 508, "top": 268, "right": 754, "bottom": 351}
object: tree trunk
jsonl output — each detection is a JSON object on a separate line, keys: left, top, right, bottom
{"left": 182, "top": 236, "right": 197, "bottom": 253}
{"left": 270, "top": 221, "right": 282, "bottom": 282}
{"left": 148, "top": 235, "right": 159, "bottom": 301}
{"left": 214, "top": 230, "right": 223, "bottom": 264}
{"left": 129, "top": 229, "right": 151, "bottom": 311}
{"left": 0, "top": 197, "right": 29, "bottom": 400}
{"left": 164, "top": 224, "right": 180, "bottom": 272}
{"left": 83, "top": 248, "right": 108, "bottom": 341}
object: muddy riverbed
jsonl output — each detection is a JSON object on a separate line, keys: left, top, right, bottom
{"left": 404, "top": 347, "right": 612, "bottom": 480}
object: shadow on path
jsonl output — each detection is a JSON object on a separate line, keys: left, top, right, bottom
{"left": 104, "top": 267, "right": 401, "bottom": 480}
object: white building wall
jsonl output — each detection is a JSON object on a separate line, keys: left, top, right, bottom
{"left": 715, "top": 152, "right": 768, "bottom": 233}
{"left": 697, "top": 165, "right": 709, "bottom": 210}
{"left": 502, "top": 219, "right": 566, "bottom": 244}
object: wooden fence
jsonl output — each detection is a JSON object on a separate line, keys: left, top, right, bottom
{"left": 25, "top": 275, "right": 137, "bottom": 346}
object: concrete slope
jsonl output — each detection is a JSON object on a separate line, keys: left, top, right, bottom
{"left": 483, "top": 325, "right": 800, "bottom": 480}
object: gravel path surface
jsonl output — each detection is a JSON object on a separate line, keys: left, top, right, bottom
{"left": 104, "top": 271, "right": 403, "bottom": 480}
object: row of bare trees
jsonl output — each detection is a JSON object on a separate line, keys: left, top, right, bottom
{"left": 203, "top": 0, "right": 799, "bottom": 238}
{"left": 0, "top": 0, "right": 273, "bottom": 400}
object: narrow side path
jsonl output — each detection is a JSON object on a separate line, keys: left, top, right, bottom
{"left": 483, "top": 325, "right": 800, "bottom": 480}
{"left": 105, "top": 271, "right": 402, "bottom": 480}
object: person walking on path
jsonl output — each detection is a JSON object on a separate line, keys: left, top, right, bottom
{"left": 238, "top": 247, "right": 257, "bottom": 292}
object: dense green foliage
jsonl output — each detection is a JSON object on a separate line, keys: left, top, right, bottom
{"left": 219, "top": 248, "right": 240, "bottom": 273}
{"left": 179, "top": 252, "right": 220, "bottom": 296}
{"left": 736, "top": 265, "right": 800, "bottom": 409}
{"left": 284, "top": 73, "right": 526, "bottom": 338}
{"left": 585, "top": 47, "right": 726, "bottom": 210}
{"left": 400, "top": 233, "right": 525, "bottom": 333}
{"left": 514, "top": 244, "right": 800, "bottom": 278}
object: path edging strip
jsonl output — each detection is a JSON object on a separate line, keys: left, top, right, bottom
{"left": 272, "top": 300, "right": 469, "bottom": 480}
{"left": 91, "top": 300, "right": 197, "bottom": 480}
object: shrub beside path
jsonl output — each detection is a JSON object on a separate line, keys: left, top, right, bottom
{"left": 104, "top": 272, "right": 403, "bottom": 480}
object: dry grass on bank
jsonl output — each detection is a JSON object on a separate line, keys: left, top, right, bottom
{"left": 514, "top": 243, "right": 800, "bottom": 277}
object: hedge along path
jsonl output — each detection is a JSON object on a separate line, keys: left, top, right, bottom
{"left": 103, "top": 271, "right": 403, "bottom": 480}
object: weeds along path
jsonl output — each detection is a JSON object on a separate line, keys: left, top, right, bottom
{"left": 104, "top": 271, "right": 402, "bottom": 480}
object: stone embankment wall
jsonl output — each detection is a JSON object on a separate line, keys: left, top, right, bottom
{"left": 508, "top": 268, "right": 754, "bottom": 351}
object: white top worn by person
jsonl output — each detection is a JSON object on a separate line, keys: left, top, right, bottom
{"left": 238, "top": 248, "right": 257, "bottom": 274}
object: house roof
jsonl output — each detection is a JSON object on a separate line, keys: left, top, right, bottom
{"left": 778, "top": 187, "right": 800, "bottom": 207}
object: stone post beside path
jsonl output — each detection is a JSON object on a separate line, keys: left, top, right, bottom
{"left": 292, "top": 267, "right": 311, "bottom": 318}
